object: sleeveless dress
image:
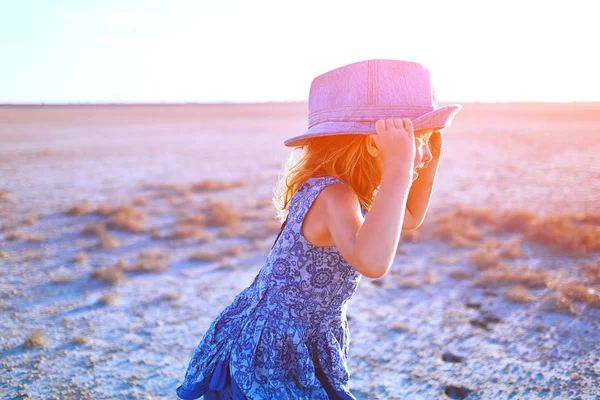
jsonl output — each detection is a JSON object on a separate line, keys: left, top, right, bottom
{"left": 176, "top": 175, "right": 368, "bottom": 400}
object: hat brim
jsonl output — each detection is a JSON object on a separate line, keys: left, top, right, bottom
{"left": 284, "top": 104, "right": 462, "bottom": 147}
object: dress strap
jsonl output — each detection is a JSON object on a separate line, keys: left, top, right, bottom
{"left": 270, "top": 212, "right": 289, "bottom": 250}
{"left": 289, "top": 176, "right": 351, "bottom": 227}
{"left": 270, "top": 176, "right": 346, "bottom": 250}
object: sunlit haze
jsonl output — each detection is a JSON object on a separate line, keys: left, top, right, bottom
{"left": 2, "top": 0, "right": 598, "bottom": 103}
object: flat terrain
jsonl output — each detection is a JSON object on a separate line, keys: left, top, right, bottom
{"left": 1, "top": 102, "right": 599, "bottom": 399}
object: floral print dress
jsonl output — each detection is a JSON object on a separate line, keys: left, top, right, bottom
{"left": 176, "top": 175, "right": 367, "bottom": 400}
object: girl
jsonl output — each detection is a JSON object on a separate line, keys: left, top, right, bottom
{"left": 176, "top": 59, "right": 462, "bottom": 399}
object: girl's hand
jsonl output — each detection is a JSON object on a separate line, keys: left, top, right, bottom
{"left": 428, "top": 131, "right": 443, "bottom": 159}
{"left": 372, "top": 118, "right": 416, "bottom": 174}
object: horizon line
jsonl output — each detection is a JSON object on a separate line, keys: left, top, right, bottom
{"left": 1, "top": 100, "right": 599, "bottom": 107}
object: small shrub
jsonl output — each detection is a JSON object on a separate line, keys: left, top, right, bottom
{"left": 124, "top": 249, "right": 169, "bottom": 273}
{"left": 468, "top": 240, "right": 504, "bottom": 270}
{"left": 541, "top": 292, "right": 577, "bottom": 315}
{"left": 72, "top": 252, "right": 88, "bottom": 263}
{"left": 498, "top": 240, "right": 527, "bottom": 259}
{"left": 190, "top": 249, "right": 221, "bottom": 262}
{"left": 188, "top": 179, "right": 245, "bottom": 192}
{"left": 98, "top": 292, "right": 119, "bottom": 306}
{"left": 99, "top": 232, "right": 121, "bottom": 249}
{"left": 24, "top": 329, "right": 47, "bottom": 348}
{"left": 68, "top": 201, "right": 90, "bottom": 216}
{"left": 203, "top": 198, "right": 240, "bottom": 227}
{"left": 504, "top": 285, "right": 533, "bottom": 303}
{"left": 71, "top": 335, "right": 89, "bottom": 344}
{"left": 107, "top": 206, "right": 147, "bottom": 233}
{"left": 162, "top": 292, "right": 182, "bottom": 301}
{"left": 90, "top": 264, "right": 125, "bottom": 285}
{"left": 83, "top": 223, "right": 106, "bottom": 237}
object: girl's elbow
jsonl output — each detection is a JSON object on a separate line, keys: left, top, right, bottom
{"left": 353, "top": 254, "right": 389, "bottom": 279}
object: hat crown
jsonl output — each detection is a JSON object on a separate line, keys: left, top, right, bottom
{"left": 308, "top": 59, "right": 438, "bottom": 128}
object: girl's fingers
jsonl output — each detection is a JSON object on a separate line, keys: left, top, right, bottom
{"left": 385, "top": 118, "right": 395, "bottom": 131}
{"left": 403, "top": 118, "right": 413, "bottom": 133}
{"left": 375, "top": 119, "right": 385, "bottom": 134}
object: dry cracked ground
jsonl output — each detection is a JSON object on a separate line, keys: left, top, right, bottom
{"left": 1, "top": 102, "right": 599, "bottom": 399}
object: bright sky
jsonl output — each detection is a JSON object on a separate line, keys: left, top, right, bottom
{"left": 1, "top": 0, "right": 598, "bottom": 103}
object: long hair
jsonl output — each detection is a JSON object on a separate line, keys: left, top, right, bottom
{"left": 272, "top": 134, "right": 382, "bottom": 223}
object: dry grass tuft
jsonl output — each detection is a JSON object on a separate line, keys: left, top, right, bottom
{"left": 107, "top": 206, "right": 147, "bottom": 233}
{"left": 571, "top": 213, "right": 600, "bottom": 225}
{"left": 5, "top": 231, "right": 45, "bottom": 242}
{"left": 431, "top": 209, "right": 483, "bottom": 247}
{"left": 588, "top": 293, "right": 600, "bottom": 308}
{"left": 50, "top": 267, "right": 72, "bottom": 284}
{"left": 132, "top": 197, "right": 149, "bottom": 207}
{"left": 162, "top": 292, "right": 182, "bottom": 301}
{"left": 423, "top": 270, "right": 437, "bottom": 285}
{"left": 523, "top": 215, "right": 600, "bottom": 257}
{"left": 491, "top": 209, "right": 537, "bottom": 234}
{"left": 389, "top": 322, "right": 412, "bottom": 333}
{"left": 498, "top": 240, "right": 527, "bottom": 259}
{"left": 72, "top": 252, "right": 88, "bottom": 263}
{"left": 541, "top": 292, "right": 577, "bottom": 315}
{"left": 203, "top": 198, "right": 240, "bottom": 227}
{"left": 184, "top": 214, "right": 207, "bottom": 225}
{"left": 504, "top": 285, "right": 533, "bottom": 303}
{"left": 395, "top": 277, "right": 420, "bottom": 288}
{"left": 150, "top": 227, "right": 162, "bottom": 239}
{"left": 468, "top": 240, "right": 504, "bottom": 270}
{"left": 23, "top": 329, "right": 47, "bottom": 348}
{"left": 221, "top": 243, "right": 251, "bottom": 257}
{"left": 552, "top": 280, "right": 593, "bottom": 303}
{"left": 22, "top": 250, "right": 44, "bottom": 261}
{"left": 95, "top": 204, "right": 115, "bottom": 216}
{"left": 98, "top": 292, "right": 119, "bottom": 306}
{"left": 582, "top": 259, "right": 600, "bottom": 281}
{"left": 68, "top": 200, "right": 91, "bottom": 216}
{"left": 188, "top": 178, "right": 245, "bottom": 192}
{"left": 0, "top": 190, "right": 16, "bottom": 203}
{"left": 472, "top": 265, "right": 549, "bottom": 289}
{"left": 142, "top": 182, "right": 189, "bottom": 197}
{"left": 249, "top": 239, "right": 269, "bottom": 251}
{"left": 219, "top": 221, "right": 250, "bottom": 238}
{"left": 216, "top": 259, "right": 236, "bottom": 270}
{"left": 83, "top": 222, "right": 106, "bottom": 236}
{"left": 27, "top": 233, "right": 45, "bottom": 242}
{"left": 240, "top": 220, "right": 279, "bottom": 240}
{"left": 71, "top": 335, "right": 89, "bottom": 344}
{"left": 23, "top": 212, "right": 38, "bottom": 226}
{"left": 168, "top": 223, "right": 211, "bottom": 240}
{"left": 99, "top": 232, "right": 121, "bottom": 249}
{"left": 123, "top": 249, "right": 170, "bottom": 273}
{"left": 448, "top": 269, "right": 475, "bottom": 280}
{"left": 431, "top": 254, "right": 462, "bottom": 265}
{"left": 90, "top": 264, "right": 125, "bottom": 285}
{"left": 190, "top": 249, "right": 222, "bottom": 262}
{"left": 400, "top": 229, "right": 420, "bottom": 242}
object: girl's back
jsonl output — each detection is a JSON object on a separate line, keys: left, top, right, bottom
{"left": 176, "top": 175, "right": 367, "bottom": 400}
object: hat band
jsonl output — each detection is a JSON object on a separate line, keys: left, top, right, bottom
{"left": 308, "top": 105, "right": 434, "bottom": 128}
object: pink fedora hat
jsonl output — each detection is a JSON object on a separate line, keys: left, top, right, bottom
{"left": 284, "top": 59, "right": 462, "bottom": 147}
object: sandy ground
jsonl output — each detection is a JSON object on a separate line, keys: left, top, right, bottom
{"left": 0, "top": 102, "right": 599, "bottom": 399}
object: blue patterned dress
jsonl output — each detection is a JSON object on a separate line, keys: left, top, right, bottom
{"left": 176, "top": 175, "right": 368, "bottom": 400}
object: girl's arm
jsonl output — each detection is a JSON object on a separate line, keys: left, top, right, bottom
{"left": 404, "top": 156, "right": 441, "bottom": 229}
{"left": 324, "top": 167, "right": 413, "bottom": 279}
{"left": 325, "top": 117, "right": 417, "bottom": 279}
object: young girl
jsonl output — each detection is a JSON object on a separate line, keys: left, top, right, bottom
{"left": 176, "top": 59, "right": 462, "bottom": 399}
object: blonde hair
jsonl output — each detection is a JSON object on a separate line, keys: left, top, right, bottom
{"left": 272, "top": 134, "right": 382, "bottom": 223}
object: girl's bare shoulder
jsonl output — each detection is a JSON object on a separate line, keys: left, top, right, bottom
{"left": 317, "top": 183, "right": 362, "bottom": 220}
